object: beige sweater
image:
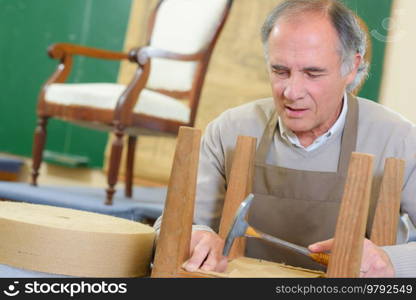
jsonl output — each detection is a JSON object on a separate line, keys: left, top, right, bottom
{"left": 156, "top": 97, "right": 416, "bottom": 277}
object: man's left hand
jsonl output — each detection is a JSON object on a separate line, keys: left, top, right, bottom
{"left": 308, "top": 238, "right": 395, "bottom": 277}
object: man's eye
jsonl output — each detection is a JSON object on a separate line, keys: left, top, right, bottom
{"left": 273, "top": 70, "right": 289, "bottom": 77}
{"left": 307, "top": 73, "right": 322, "bottom": 78}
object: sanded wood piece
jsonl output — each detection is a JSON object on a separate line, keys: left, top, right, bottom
{"left": 151, "top": 127, "right": 201, "bottom": 277}
{"left": 371, "top": 158, "right": 405, "bottom": 246}
{"left": 193, "top": 256, "right": 324, "bottom": 278}
{"left": 218, "top": 136, "right": 257, "bottom": 260}
{"left": 326, "top": 152, "right": 374, "bottom": 277}
{"left": 0, "top": 201, "right": 155, "bottom": 277}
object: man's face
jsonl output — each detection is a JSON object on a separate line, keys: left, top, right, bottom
{"left": 267, "top": 13, "right": 358, "bottom": 136}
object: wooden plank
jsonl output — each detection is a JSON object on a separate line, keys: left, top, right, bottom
{"left": 326, "top": 152, "right": 374, "bottom": 278}
{"left": 370, "top": 158, "right": 405, "bottom": 246}
{"left": 218, "top": 136, "right": 257, "bottom": 260}
{"left": 151, "top": 127, "right": 201, "bottom": 277}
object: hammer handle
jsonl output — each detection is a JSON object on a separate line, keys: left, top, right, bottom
{"left": 309, "top": 252, "right": 330, "bottom": 266}
{"left": 247, "top": 226, "right": 330, "bottom": 266}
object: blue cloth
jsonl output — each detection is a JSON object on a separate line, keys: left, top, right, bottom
{"left": 0, "top": 181, "right": 166, "bottom": 221}
{"left": 0, "top": 157, "right": 23, "bottom": 173}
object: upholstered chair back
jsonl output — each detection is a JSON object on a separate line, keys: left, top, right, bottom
{"left": 147, "top": 0, "right": 228, "bottom": 92}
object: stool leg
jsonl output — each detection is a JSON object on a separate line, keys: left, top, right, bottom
{"left": 151, "top": 127, "right": 201, "bottom": 277}
{"left": 370, "top": 158, "right": 405, "bottom": 246}
{"left": 326, "top": 153, "right": 374, "bottom": 278}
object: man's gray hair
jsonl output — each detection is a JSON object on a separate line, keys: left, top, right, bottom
{"left": 261, "top": 0, "right": 369, "bottom": 92}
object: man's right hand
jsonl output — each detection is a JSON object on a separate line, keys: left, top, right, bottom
{"left": 183, "top": 230, "right": 228, "bottom": 273}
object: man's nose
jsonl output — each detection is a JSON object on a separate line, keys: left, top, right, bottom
{"left": 283, "top": 74, "right": 306, "bottom": 100}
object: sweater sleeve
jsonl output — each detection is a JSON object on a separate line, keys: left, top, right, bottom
{"left": 383, "top": 243, "right": 416, "bottom": 277}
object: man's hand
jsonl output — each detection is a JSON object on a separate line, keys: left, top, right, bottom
{"left": 308, "top": 238, "right": 395, "bottom": 277}
{"left": 183, "top": 230, "right": 228, "bottom": 273}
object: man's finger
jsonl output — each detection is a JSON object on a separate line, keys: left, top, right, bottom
{"left": 184, "top": 243, "right": 210, "bottom": 272}
{"left": 308, "top": 238, "right": 334, "bottom": 252}
{"left": 200, "top": 247, "right": 225, "bottom": 272}
{"left": 215, "top": 257, "right": 228, "bottom": 273}
{"left": 189, "top": 232, "right": 204, "bottom": 257}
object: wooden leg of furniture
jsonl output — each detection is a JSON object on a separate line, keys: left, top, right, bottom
{"left": 125, "top": 135, "right": 137, "bottom": 198}
{"left": 31, "top": 116, "right": 48, "bottom": 186}
{"left": 326, "top": 152, "right": 374, "bottom": 278}
{"left": 106, "top": 127, "right": 125, "bottom": 205}
{"left": 151, "top": 127, "right": 201, "bottom": 278}
{"left": 371, "top": 158, "right": 405, "bottom": 246}
{"left": 218, "top": 136, "right": 256, "bottom": 260}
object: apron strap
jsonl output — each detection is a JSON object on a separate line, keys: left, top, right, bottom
{"left": 255, "top": 112, "right": 278, "bottom": 163}
{"left": 337, "top": 94, "right": 358, "bottom": 174}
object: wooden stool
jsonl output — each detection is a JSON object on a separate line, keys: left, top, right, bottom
{"left": 151, "top": 127, "right": 404, "bottom": 278}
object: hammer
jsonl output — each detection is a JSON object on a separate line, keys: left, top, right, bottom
{"left": 222, "top": 193, "right": 330, "bottom": 266}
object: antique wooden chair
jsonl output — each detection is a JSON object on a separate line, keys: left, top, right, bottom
{"left": 31, "top": 0, "right": 234, "bottom": 205}
{"left": 151, "top": 127, "right": 404, "bottom": 278}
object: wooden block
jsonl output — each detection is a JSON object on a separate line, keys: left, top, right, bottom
{"left": 326, "top": 152, "right": 374, "bottom": 278}
{"left": 218, "top": 136, "right": 256, "bottom": 260}
{"left": 371, "top": 158, "right": 405, "bottom": 246}
{"left": 0, "top": 201, "right": 155, "bottom": 277}
{"left": 151, "top": 127, "right": 201, "bottom": 277}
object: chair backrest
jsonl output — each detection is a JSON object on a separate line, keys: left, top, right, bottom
{"left": 145, "top": 0, "right": 231, "bottom": 93}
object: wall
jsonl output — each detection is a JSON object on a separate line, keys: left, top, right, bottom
{"left": 379, "top": 0, "right": 416, "bottom": 123}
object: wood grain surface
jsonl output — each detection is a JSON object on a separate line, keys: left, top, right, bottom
{"left": 151, "top": 127, "right": 201, "bottom": 277}
{"left": 370, "top": 157, "right": 405, "bottom": 246}
{"left": 326, "top": 152, "right": 374, "bottom": 278}
{"left": 218, "top": 136, "right": 257, "bottom": 260}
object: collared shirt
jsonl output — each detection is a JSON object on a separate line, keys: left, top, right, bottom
{"left": 278, "top": 92, "right": 348, "bottom": 152}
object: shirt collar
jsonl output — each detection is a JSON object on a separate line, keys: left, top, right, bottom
{"left": 278, "top": 92, "right": 349, "bottom": 152}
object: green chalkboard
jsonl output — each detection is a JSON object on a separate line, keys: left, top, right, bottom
{"left": 0, "top": 0, "right": 132, "bottom": 168}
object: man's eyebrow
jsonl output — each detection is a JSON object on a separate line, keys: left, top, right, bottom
{"left": 271, "top": 64, "right": 290, "bottom": 71}
{"left": 302, "top": 67, "right": 327, "bottom": 73}
{"left": 271, "top": 65, "right": 327, "bottom": 73}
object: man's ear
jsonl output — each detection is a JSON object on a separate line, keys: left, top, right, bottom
{"left": 345, "top": 53, "right": 362, "bottom": 85}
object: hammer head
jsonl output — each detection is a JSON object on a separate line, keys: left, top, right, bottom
{"left": 222, "top": 193, "right": 254, "bottom": 257}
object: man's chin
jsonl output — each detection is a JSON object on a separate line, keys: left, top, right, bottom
{"left": 282, "top": 120, "right": 312, "bottom": 133}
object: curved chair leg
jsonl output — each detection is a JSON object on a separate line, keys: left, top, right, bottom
{"left": 31, "top": 116, "right": 49, "bottom": 186}
{"left": 106, "top": 127, "right": 125, "bottom": 205}
{"left": 125, "top": 135, "right": 137, "bottom": 198}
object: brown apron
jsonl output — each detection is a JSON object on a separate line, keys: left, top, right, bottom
{"left": 246, "top": 95, "right": 377, "bottom": 271}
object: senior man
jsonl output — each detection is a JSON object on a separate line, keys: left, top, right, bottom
{"left": 155, "top": 0, "right": 416, "bottom": 277}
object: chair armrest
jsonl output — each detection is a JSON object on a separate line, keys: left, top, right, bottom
{"left": 48, "top": 43, "right": 129, "bottom": 61}
{"left": 37, "top": 43, "right": 130, "bottom": 106}
{"left": 129, "top": 46, "right": 204, "bottom": 66}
